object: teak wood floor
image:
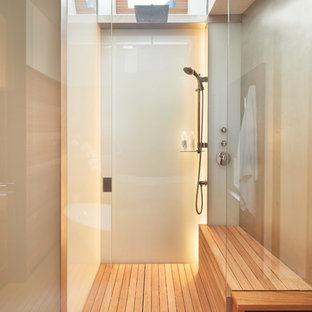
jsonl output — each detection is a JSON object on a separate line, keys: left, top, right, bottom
{"left": 83, "top": 264, "right": 211, "bottom": 312}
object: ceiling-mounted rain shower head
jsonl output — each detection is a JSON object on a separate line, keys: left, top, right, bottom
{"left": 183, "top": 67, "right": 207, "bottom": 91}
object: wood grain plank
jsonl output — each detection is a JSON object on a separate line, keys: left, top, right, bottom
{"left": 117, "top": 264, "right": 132, "bottom": 311}
{"left": 233, "top": 226, "right": 312, "bottom": 290}
{"left": 208, "top": 226, "right": 254, "bottom": 290}
{"left": 134, "top": 264, "right": 145, "bottom": 312}
{"left": 159, "top": 264, "right": 169, "bottom": 312}
{"left": 184, "top": 264, "right": 202, "bottom": 312}
{"left": 152, "top": 264, "right": 160, "bottom": 311}
{"left": 108, "top": 264, "right": 126, "bottom": 311}
{"left": 91, "top": 264, "right": 113, "bottom": 312}
{"left": 144, "top": 264, "right": 152, "bottom": 312}
{"left": 200, "top": 229, "right": 240, "bottom": 293}
{"left": 232, "top": 291, "right": 312, "bottom": 312}
{"left": 171, "top": 264, "right": 185, "bottom": 312}
{"left": 83, "top": 264, "right": 106, "bottom": 312}
{"left": 177, "top": 264, "right": 194, "bottom": 312}
{"left": 225, "top": 227, "right": 276, "bottom": 290}
{"left": 165, "top": 264, "right": 177, "bottom": 312}
{"left": 125, "top": 264, "right": 139, "bottom": 312}
{"left": 227, "top": 226, "right": 287, "bottom": 290}
{"left": 200, "top": 226, "right": 241, "bottom": 291}
{"left": 214, "top": 226, "right": 265, "bottom": 290}
{"left": 99, "top": 264, "right": 120, "bottom": 312}
{"left": 199, "top": 244, "right": 226, "bottom": 311}
{"left": 190, "top": 264, "right": 211, "bottom": 312}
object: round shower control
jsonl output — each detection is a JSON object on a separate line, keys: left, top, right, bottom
{"left": 216, "top": 151, "right": 231, "bottom": 166}
{"left": 221, "top": 140, "right": 227, "bottom": 147}
{"left": 220, "top": 127, "right": 227, "bottom": 133}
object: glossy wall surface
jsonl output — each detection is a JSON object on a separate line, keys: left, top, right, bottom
{"left": 0, "top": 0, "right": 61, "bottom": 310}
{"left": 227, "top": 0, "right": 312, "bottom": 286}
{"left": 67, "top": 15, "right": 102, "bottom": 312}
{"left": 102, "top": 28, "right": 208, "bottom": 263}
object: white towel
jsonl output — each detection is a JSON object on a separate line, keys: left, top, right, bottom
{"left": 237, "top": 85, "right": 258, "bottom": 215}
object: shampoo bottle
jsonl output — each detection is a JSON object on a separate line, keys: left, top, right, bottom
{"left": 181, "top": 131, "right": 188, "bottom": 151}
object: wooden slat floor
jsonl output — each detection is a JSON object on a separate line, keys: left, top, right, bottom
{"left": 83, "top": 264, "right": 212, "bottom": 312}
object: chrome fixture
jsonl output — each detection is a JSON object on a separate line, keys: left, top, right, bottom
{"left": 221, "top": 140, "right": 227, "bottom": 147}
{"left": 135, "top": 5, "right": 169, "bottom": 23}
{"left": 216, "top": 152, "right": 231, "bottom": 166}
{"left": 183, "top": 67, "right": 208, "bottom": 91}
{"left": 183, "top": 67, "right": 208, "bottom": 215}
{"left": 221, "top": 126, "right": 227, "bottom": 133}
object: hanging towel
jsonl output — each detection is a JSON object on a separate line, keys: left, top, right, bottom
{"left": 237, "top": 85, "right": 258, "bottom": 215}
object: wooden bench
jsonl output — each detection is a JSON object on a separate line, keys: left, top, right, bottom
{"left": 198, "top": 225, "right": 312, "bottom": 312}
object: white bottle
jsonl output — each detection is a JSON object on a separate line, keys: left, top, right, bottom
{"left": 189, "top": 131, "right": 195, "bottom": 151}
{"left": 181, "top": 131, "right": 188, "bottom": 151}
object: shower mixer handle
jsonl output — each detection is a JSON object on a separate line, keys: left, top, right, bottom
{"left": 216, "top": 151, "right": 231, "bottom": 166}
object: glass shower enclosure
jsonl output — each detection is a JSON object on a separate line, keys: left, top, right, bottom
{"left": 226, "top": 0, "right": 312, "bottom": 308}
{"left": 67, "top": 0, "right": 209, "bottom": 311}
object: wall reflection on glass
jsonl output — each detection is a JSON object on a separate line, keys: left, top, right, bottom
{"left": 0, "top": 0, "right": 61, "bottom": 310}
{"left": 228, "top": 0, "right": 312, "bottom": 286}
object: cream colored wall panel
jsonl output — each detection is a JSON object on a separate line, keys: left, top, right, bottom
{"left": 67, "top": 16, "right": 102, "bottom": 312}
{"left": 102, "top": 28, "right": 208, "bottom": 263}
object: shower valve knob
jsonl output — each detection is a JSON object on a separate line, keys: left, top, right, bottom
{"left": 221, "top": 140, "right": 227, "bottom": 147}
{"left": 216, "top": 151, "right": 231, "bottom": 166}
{"left": 221, "top": 127, "right": 227, "bottom": 133}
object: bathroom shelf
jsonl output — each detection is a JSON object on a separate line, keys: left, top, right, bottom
{"left": 180, "top": 150, "right": 205, "bottom": 153}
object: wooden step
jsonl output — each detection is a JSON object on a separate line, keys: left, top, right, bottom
{"left": 232, "top": 291, "right": 312, "bottom": 312}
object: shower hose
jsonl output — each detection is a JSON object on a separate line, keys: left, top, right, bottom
{"left": 195, "top": 90, "right": 205, "bottom": 215}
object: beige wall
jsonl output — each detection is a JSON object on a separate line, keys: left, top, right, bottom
{"left": 26, "top": 0, "right": 61, "bottom": 275}
{"left": 238, "top": 0, "right": 312, "bottom": 284}
{"left": 67, "top": 15, "right": 102, "bottom": 312}
{"left": 0, "top": 0, "right": 61, "bottom": 310}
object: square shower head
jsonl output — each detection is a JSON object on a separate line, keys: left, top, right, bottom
{"left": 134, "top": 5, "right": 169, "bottom": 23}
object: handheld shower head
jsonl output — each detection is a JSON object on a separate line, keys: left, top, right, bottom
{"left": 183, "top": 67, "right": 194, "bottom": 75}
{"left": 183, "top": 67, "right": 207, "bottom": 90}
